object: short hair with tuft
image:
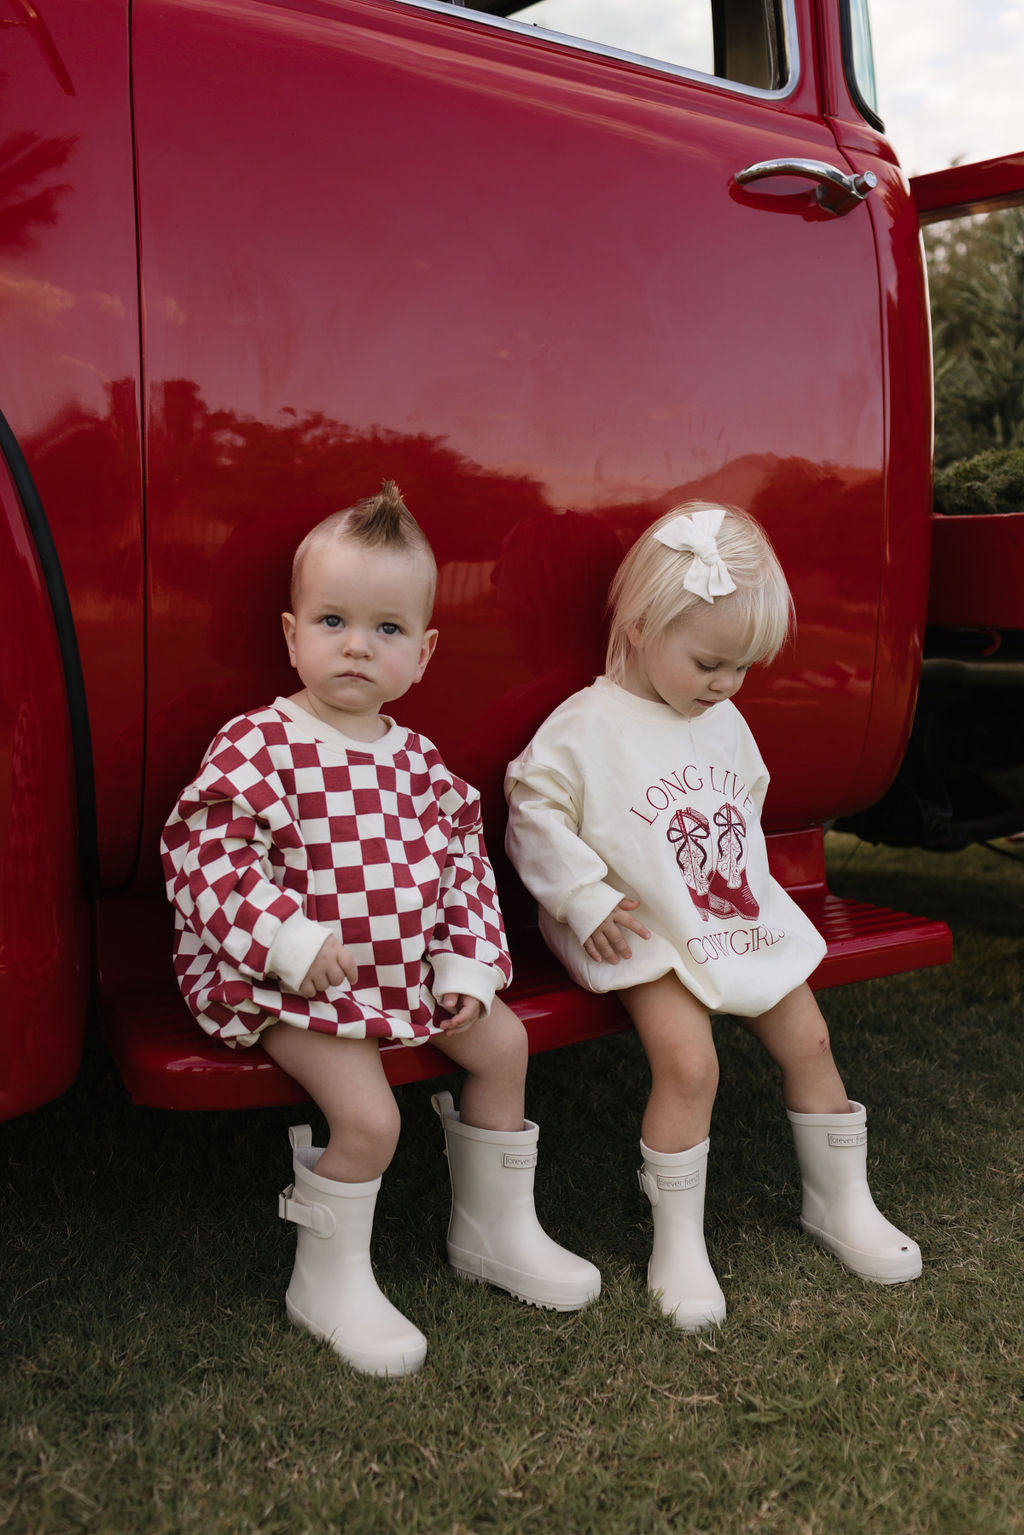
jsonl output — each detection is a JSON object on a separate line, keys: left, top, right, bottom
{"left": 290, "top": 481, "right": 438, "bottom": 613}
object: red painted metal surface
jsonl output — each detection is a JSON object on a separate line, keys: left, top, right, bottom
{"left": 929, "top": 515, "right": 1024, "bottom": 630}
{"left": 132, "top": 0, "right": 912, "bottom": 863}
{"left": 1, "top": 0, "right": 966, "bottom": 1117}
{"left": 0, "top": 0, "right": 145, "bottom": 888}
{"left": 0, "top": 456, "right": 88, "bottom": 1121}
{"left": 912, "top": 153, "right": 1024, "bottom": 224}
{"left": 812, "top": 0, "right": 937, "bottom": 813}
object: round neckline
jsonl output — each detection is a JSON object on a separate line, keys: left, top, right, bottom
{"left": 593, "top": 675, "right": 725, "bottom": 728}
{"left": 272, "top": 695, "right": 407, "bottom": 755}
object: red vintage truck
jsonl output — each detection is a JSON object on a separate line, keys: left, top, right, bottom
{"left": 2, "top": 0, "right": 1022, "bottom": 1121}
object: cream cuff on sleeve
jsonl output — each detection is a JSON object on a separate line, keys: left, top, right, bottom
{"left": 266, "top": 911, "right": 335, "bottom": 992}
{"left": 430, "top": 953, "right": 501, "bottom": 1019}
{"left": 562, "top": 881, "right": 627, "bottom": 947}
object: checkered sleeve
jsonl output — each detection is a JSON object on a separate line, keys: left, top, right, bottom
{"left": 428, "top": 769, "right": 513, "bottom": 1011}
{"left": 160, "top": 719, "right": 331, "bottom": 991}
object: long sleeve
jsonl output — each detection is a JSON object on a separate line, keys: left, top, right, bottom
{"left": 505, "top": 752, "right": 625, "bottom": 946}
{"left": 427, "top": 777, "right": 513, "bottom": 1013}
{"left": 161, "top": 726, "right": 331, "bottom": 993}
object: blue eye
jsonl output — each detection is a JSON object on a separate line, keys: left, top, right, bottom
{"left": 379, "top": 621, "right": 400, "bottom": 636}
{"left": 322, "top": 615, "right": 342, "bottom": 628}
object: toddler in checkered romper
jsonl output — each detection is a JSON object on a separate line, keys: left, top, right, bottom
{"left": 161, "top": 483, "right": 599, "bottom": 1376}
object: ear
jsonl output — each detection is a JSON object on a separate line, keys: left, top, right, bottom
{"left": 626, "top": 617, "right": 646, "bottom": 651}
{"left": 281, "top": 612, "right": 297, "bottom": 668}
{"left": 414, "top": 627, "right": 439, "bottom": 683}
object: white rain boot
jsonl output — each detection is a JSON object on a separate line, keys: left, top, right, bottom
{"left": 431, "top": 1092, "right": 601, "bottom": 1311}
{"left": 278, "top": 1126, "right": 427, "bottom": 1376}
{"left": 638, "top": 1138, "right": 727, "bottom": 1331}
{"left": 787, "top": 1101, "right": 922, "bottom": 1284}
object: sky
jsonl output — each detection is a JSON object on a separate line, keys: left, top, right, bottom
{"left": 869, "top": 0, "right": 1024, "bottom": 175}
{"left": 518, "top": 0, "right": 1024, "bottom": 177}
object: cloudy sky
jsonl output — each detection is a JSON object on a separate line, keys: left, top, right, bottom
{"left": 518, "top": 0, "right": 1024, "bottom": 177}
{"left": 869, "top": 0, "right": 1024, "bottom": 175}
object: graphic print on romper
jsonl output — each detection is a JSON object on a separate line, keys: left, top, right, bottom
{"left": 666, "top": 808, "right": 713, "bottom": 920}
{"left": 710, "top": 802, "right": 759, "bottom": 918}
{"left": 667, "top": 801, "right": 760, "bottom": 922}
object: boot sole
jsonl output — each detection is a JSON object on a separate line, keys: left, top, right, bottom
{"left": 801, "top": 1220, "right": 923, "bottom": 1284}
{"left": 285, "top": 1297, "right": 428, "bottom": 1376}
{"left": 448, "top": 1255, "right": 600, "bottom": 1312}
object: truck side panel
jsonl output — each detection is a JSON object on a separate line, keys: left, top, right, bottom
{"left": 0, "top": 0, "right": 145, "bottom": 888}
{"left": 133, "top": 0, "right": 910, "bottom": 864}
{"left": 0, "top": 445, "right": 89, "bottom": 1120}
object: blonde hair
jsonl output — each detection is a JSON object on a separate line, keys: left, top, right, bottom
{"left": 290, "top": 481, "right": 437, "bottom": 613}
{"left": 605, "top": 501, "right": 794, "bottom": 681}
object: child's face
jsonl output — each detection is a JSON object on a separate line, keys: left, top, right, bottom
{"left": 624, "top": 601, "right": 755, "bottom": 719}
{"left": 282, "top": 538, "right": 437, "bottom": 740}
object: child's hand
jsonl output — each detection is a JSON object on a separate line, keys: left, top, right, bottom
{"left": 298, "top": 935, "right": 358, "bottom": 998}
{"left": 438, "top": 994, "right": 484, "bottom": 1034}
{"left": 584, "top": 900, "right": 651, "bottom": 964}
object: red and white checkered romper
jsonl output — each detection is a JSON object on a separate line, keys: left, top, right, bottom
{"left": 161, "top": 700, "right": 512, "bottom": 1048}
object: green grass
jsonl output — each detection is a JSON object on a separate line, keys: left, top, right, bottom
{"left": 3, "top": 837, "right": 1022, "bottom": 1534}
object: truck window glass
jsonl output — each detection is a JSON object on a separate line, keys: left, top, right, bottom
{"left": 842, "top": 0, "right": 880, "bottom": 125}
{"left": 433, "top": 1, "right": 791, "bottom": 91}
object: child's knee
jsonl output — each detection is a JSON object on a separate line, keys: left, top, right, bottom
{"left": 779, "top": 1019, "right": 835, "bottom": 1071}
{"left": 483, "top": 999, "right": 530, "bottom": 1073}
{"left": 327, "top": 1085, "right": 402, "bottom": 1166}
{"left": 789, "top": 1002, "right": 833, "bottom": 1059}
{"left": 655, "top": 1041, "right": 719, "bottom": 1102}
{"left": 688, "top": 1047, "right": 720, "bottom": 1100}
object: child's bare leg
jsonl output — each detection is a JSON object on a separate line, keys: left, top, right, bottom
{"left": 743, "top": 984, "right": 921, "bottom": 1284}
{"left": 260, "top": 1026, "right": 400, "bottom": 1182}
{"left": 431, "top": 997, "right": 528, "bottom": 1130}
{"left": 739, "top": 983, "right": 849, "bottom": 1114}
{"left": 430, "top": 998, "right": 601, "bottom": 1311}
{"left": 620, "top": 973, "right": 719, "bottom": 1151}
{"left": 620, "top": 974, "right": 725, "bottom": 1330}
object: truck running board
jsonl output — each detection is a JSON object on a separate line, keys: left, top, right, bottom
{"left": 98, "top": 833, "right": 950, "bottom": 1112}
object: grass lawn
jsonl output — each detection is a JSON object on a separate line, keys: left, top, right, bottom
{"left": 2, "top": 837, "right": 1022, "bottom": 1534}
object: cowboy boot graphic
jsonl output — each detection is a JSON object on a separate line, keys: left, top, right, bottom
{"left": 708, "top": 802, "right": 759, "bottom": 919}
{"left": 666, "top": 807, "right": 712, "bottom": 920}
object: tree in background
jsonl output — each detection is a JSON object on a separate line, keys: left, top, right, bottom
{"left": 925, "top": 205, "right": 1024, "bottom": 512}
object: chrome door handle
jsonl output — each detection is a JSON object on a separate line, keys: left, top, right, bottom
{"left": 734, "top": 158, "right": 877, "bottom": 216}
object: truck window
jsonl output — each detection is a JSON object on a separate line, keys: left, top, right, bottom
{"left": 842, "top": 0, "right": 880, "bottom": 126}
{"left": 428, "top": 1, "right": 791, "bottom": 91}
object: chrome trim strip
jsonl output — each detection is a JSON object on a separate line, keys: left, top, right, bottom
{"left": 386, "top": 0, "right": 801, "bottom": 104}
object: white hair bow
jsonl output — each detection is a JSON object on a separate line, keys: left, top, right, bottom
{"left": 653, "top": 508, "right": 737, "bottom": 603}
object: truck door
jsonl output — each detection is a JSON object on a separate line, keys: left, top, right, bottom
{"left": 133, "top": 0, "right": 915, "bottom": 863}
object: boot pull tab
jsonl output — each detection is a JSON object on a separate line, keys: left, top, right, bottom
{"left": 638, "top": 1166, "right": 660, "bottom": 1206}
{"left": 431, "top": 1092, "right": 455, "bottom": 1161}
{"left": 288, "top": 1124, "right": 314, "bottom": 1151}
{"left": 430, "top": 1091, "right": 456, "bottom": 1123}
{"left": 278, "top": 1184, "right": 336, "bottom": 1237}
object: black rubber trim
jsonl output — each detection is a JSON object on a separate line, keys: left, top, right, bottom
{"left": 839, "top": 0, "right": 884, "bottom": 133}
{"left": 0, "top": 409, "right": 100, "bottom": 894}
